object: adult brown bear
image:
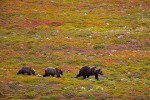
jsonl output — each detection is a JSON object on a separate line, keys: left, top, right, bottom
{"left": 76, "top": 66, "right": 103, "bottom": 80}
{"left": 17, "top": 66, "right": 35, "bottom": 75}
{"left": 43, "top": 67, "right": 63, "bottom": 78}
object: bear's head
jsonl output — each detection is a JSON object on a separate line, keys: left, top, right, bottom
{"left": 98, "top": 69, "right": 103, "bottom": 75}
{"left": 55, "top": 68, "right": 63, "bottom": 75}
{"left": 59, "top": 69, "right": 63, "bottom": 75}
{"left": 95, "top": 68, "right": 103, "bottom": 75}
{"left": 31, "top": 68, "right": 35, "bottom": 75}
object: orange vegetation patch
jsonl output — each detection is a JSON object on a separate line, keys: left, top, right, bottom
{"left": 77, "top": 3, "right": 91, "bottom": 8}
{"left": 18, "top": 43, "right": 30, "bottom": 49}
{"left": 113, "top": 50, "right": 150, "bottom": 58}
{"left": 131, "top": 0, "right": 139, "bottom": 3}
{"left": 34, "top": 52, "right": 45, "bottom": 58}
{"left": 21, "top": 19, "right": 64, "bottom": 28}
{"left": 2, "top": 51, "right": 22, "bottom": 58}
{"left": 102, "top": 59, "right": 121, "bottom": 65}
{"left": 59, "top": 65, "right": 79, "bottom": 73}
{"left": 0, "top": 21, "right": 7, "bottom": 26}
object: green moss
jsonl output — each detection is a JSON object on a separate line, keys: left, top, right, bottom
{"left": 79, "top": 93, "right": 96, "bottom": 99}
{"left": 41, "top": 94, "right": 58, "bottom": 100}
{"left": 25, "top": 92, "right": 35, "bottom": 99}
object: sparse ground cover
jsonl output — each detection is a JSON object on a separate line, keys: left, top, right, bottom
{"left": 0, "top": 0, "right": 150, "bottom": 99}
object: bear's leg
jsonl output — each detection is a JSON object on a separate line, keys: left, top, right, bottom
{"left": 76, "top": 74, "right": 81, "bottom": 78}
{"left": 57, "top": 75, "right": 60, "bottom": 78}
{"left": 95, "top": 74, "right": 98, "bottom": 80}
{"left": 83, "top": 75, "right": 86, "bottom": 79}
{"left": 28, "top": 72, "right": 31, "bottom": 75}
{"left": 87, "top": 75, "right": 90, "bottom": 78}
{"left": 52, "top": 74, "right": 55, "bottom": 77}
{"left": 44, "top": 72, "right": 49, "bottom": 77}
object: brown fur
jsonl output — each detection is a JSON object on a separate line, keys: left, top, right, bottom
{"left": 76, "top": 66, "right": 103, "bottom": 80}
{"left": 17, "top": 66, "right": 35, "bottom": 75}
{"left": 43, "top": 67, "right": 63, "bottom": 78}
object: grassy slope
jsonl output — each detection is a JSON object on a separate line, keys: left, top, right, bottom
{"left": 0, "top": 0, "right": 150, "bottom": 99}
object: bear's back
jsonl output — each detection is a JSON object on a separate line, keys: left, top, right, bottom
{"left": 20, "top": 66, "right": 30, "bottom": 72}
{"left": 46, "top": 67, "right": 56, "bottom": 74}
{"left": 80, "top": 66, "right": 91, "bottom": 75}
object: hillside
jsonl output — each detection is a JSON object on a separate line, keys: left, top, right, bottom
{"left": 0, "top": 0, "right": 150, "bottom": 99}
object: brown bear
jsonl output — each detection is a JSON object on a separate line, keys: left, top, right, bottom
{"left": 76, "top": 66, "right": 103, "bottom": 80}
{"left": 43, "top": 67, "right": 63, "bottom": 78}
{"left": 17, "top": 66, "right": 35, "bottom": 75}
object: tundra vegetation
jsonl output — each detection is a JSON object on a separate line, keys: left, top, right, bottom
{"left": 0, "top": 0, "right": 150, "bottom": 99}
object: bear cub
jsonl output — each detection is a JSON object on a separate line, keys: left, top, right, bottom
{"left": 43, "top": 67, "right": 63, "bottom": 78}
{"left": 17, "top": 66, "right": 35, "bottom": 75}
{"left": 76, "top": 66, "right": 103, "bottom": 80}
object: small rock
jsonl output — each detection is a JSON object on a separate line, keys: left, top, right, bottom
{"left": 36, "top": 74, "right": 42, "bottom": 77}
{"left": 106, "top": 22, "right": 110, "bottom": 25}
{"left": 81, "top": 87, "right": 86, "bottom": 90}
{"left": 101, "top": 87, "right": 104, "bottom": 90}
{"left": 89, "top": 79, "right": 96, "bottom": 82}
{"left": 89, "top": 35, "right": 92, "bottom": 38}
